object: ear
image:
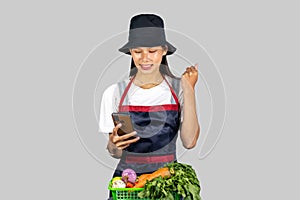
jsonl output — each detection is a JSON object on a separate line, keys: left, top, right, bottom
{"left": 163, "top": 45, "right": 168, "bottom": 55}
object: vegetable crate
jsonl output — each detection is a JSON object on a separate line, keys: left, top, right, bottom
{"left": 108, "top": 182, "right": 181, "bottom": 200}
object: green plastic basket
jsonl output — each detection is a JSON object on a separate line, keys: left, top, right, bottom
{"left": 108, "top": 181, "right": 181, "bottom": 200}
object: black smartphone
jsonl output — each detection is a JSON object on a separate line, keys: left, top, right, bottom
{"left": 111, "top": 112, "right": 135, "bottom": 136}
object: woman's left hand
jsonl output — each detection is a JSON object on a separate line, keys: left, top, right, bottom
{"left": 181, "top": 64, "right": 198, "bottom": 89}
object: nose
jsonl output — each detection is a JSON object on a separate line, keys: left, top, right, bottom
{"left": 141, "top": 51, "right": 149, "bottom": 61}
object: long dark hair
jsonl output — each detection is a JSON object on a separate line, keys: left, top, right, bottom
{"left": 129, "top": 55, "right": 177, "bottom": 78}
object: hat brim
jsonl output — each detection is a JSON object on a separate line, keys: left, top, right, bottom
{"left": 118, "top": 41, "right": 176, "bottom": 55}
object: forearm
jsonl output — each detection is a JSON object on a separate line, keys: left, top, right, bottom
{"left": 180, "top": 87, "right": 200, "bottom": 149}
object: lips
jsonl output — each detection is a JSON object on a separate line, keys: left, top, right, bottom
{"left": 140, "top": 64, "right": 153, "bottom": 70}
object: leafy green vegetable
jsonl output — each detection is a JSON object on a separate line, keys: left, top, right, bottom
{"left": 138, "top": 162, "right": 201, "bottom": 200}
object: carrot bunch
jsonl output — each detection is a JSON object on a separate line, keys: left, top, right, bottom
{"left": 134, "top": 167, "right": 170, "bottom": 188}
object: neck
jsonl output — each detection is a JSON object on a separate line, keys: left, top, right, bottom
{"left": 133, "top": 72, "right": 164, "bottom": 89}
{"left": 135, "top": 72, "right": 163, "bottom": 83}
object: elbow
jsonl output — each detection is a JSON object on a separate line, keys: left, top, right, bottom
{"left": 182, "top": 125, "right": 200, "bottom": 149}
{"left": 183, "top": 142, "right": 196, "bottom": 149}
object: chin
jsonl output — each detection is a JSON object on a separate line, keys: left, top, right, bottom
{"left": 138, "top": 64, "right": 159, "bottom": 73}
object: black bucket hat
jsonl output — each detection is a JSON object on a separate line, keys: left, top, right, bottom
{"left": 119, "top": 14, "right": 176, "bottom": 55}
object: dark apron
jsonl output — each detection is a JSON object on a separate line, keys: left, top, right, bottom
{"left": 112, "top": 75, "right": 181, "bottom": 176}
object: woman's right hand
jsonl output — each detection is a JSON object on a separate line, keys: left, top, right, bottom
{"left": 109, "top": 123, "right": 140, "bottom": 150}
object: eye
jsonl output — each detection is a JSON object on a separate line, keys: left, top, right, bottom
{"left": 149, "top": 50, "right": 158, "bottom": 53}
{"left": 133, "top": 50, "right": 142, "bottom": 54}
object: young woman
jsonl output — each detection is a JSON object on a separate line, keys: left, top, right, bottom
{"left": 99, "top": 13, "right": 200, "bottom": 180}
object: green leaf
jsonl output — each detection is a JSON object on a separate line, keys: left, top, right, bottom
{"left": 189, "top": 183, "right": 201, "bottom": 200}
{"left": 139, "top": 162, "right": 202, "bottom": 199}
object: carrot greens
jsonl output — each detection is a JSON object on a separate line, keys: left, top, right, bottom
{"left": 138, "top": 162, "right": 201, "bottom": 200}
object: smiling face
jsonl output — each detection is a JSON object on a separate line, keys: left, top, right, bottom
{"left": 130, "top": 46, "right": 168, "bottom": 75}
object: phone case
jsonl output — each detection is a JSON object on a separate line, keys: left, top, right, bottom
{"left": 111, "top": 113, "right": 135, "bottom": 136}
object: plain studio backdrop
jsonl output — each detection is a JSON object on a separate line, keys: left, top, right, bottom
{"left": 1, "top": 0, "right": 299, "bottom": 199}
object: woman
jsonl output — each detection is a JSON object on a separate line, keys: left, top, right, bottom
{"left": 99, "top": 13, "right": 200, "bottom": 181}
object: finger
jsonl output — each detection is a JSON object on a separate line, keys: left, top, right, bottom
{"left": 190, "top": 69, "right": 197, "bottom": 76}
{"left": 186, "top": 67, "right": 191, "bottom": 74}
{"left": 113, "top": 123, "right": 122, "bottom": 135}
{"left": 116, "top": 138, "right": 136, "bottom": 149}
{"left": 111, "top": 136, "right": 120, "bottom": 144}
{"left": 118, "top": 143, "right": 130, "bottom": 150}
{"left": 127, "top": 136, "right": 140, "bottom": 143}
{"left": 189, "top": 66, "right": 197, "bottom": 72}
{"left": 187, "top": 67, "right": 194, "bottom": 76}
{"left": 183, "top": 68, "right": 190, "bottom": 74}
{"left": 190, "top": 66, "right": 195, "bottom": 70}
{"left": 182, "top": 72, "right": 188, "bottom": 78}
{"left": 116, "top": 135, "right": 140, "bottom": 149}
{"left": 113, "top": 123, "right": 122, "bottom": 131}
{"left": 111, "top": 124, "right": 122, "bottom": 144}
{"left": 189, "top": 66, "right": 198, "bottom": 75}
{"left": 119, "top": 131, "right": 138, "bottom": 140}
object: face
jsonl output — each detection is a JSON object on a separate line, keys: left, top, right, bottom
{"left": 130, "top": 46, "right": 167, "bottom": 75}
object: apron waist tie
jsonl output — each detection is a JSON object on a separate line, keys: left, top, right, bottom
{"left": 125, "top": 154, "right": 175, "bottom": 164}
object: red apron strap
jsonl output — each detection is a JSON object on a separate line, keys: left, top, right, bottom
{"left": 118, "top": 76, "right": 135, "bottom": 112}
{"left": 162, "top": 76, "right": 180, "bottom": 107}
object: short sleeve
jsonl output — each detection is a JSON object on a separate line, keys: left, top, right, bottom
{"left": 98, "top": 84, "right": 119, "bottom": 133}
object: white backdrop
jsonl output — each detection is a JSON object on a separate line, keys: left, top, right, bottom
{"left": 1, "top": 0, "right": 299, "bottom": 199}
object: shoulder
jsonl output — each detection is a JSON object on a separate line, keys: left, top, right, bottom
{"left": 102, "top": 79, "right": 130, "bottom": 98}
{"left": 103, "top": 83, "right": 118, "bottom": 96}
{"left": 104, "top": 79, "right": 130, "bottom": 93}
{"left": 164, "top": 75, "right": 181, "bottom": 83}
{"left": 164, "top": 75, "right": 182, "bottom": 92}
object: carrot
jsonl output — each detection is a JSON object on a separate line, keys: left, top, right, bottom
{"left": 137, "top": 174, "right": 150, "bottom": 182}
{"left": 133, "top": 167, "right": 170, "bottom": 188}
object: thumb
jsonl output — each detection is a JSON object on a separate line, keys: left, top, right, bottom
{"left": 113, "top": 123, "right": 122, "bottom": 136}
{"left": 194, "top": 63, "right": 199, "bottom": 70}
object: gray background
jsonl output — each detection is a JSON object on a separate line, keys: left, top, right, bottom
{"left": 1, "top": 0, "right": 299, "bottom": 199}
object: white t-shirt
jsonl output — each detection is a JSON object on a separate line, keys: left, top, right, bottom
{"left": 98, "top": 78, "right": 183, "bottom": 133}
